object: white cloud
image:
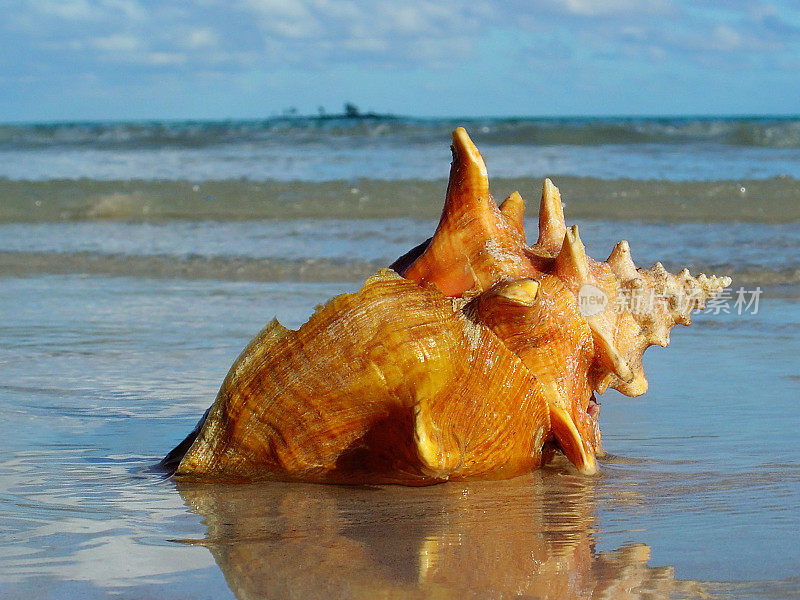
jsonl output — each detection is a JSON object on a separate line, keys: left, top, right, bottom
{"left": 4, "top": 0, "right": 800, "bottom": 120}
{"left": 184, "top": 27, "right": 219, "bottom": 50}
{"left": 92, "top": 33, "right": 141, "bottom": 52}
{"left": 563, "top": 0, "right": 633, "bottom": 16}
{"left": 245, "top": 0, "right": 313, "bottom": 19}
{"left": 340, "top": 37, "right": 389, "bottom": 53}
{"left": 230, "top": 0, "right": 492, "bottom": 69}
{"left": 547, "top": 0, "right": 672, "bottom": 17}
{"left": 103, "top": 0, "right": 147, "bottom": 21}
{"left": 145, "top": 51, "right": 187, "bottom": 65}
{"left": 710, "top": 24, "right": 743, "bottom": 51}
{"left": 30, "top": 0, "right": 96, "bottom": 20}
{"left": 242, "top": 0, "right": 321, "bottom": 37}
{"left": 28, "top": 0, "right": 146, "bottom": 22}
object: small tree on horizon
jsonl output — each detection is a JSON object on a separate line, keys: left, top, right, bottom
{"left": 344, "top": 103, "right": 360, "bottom": 118}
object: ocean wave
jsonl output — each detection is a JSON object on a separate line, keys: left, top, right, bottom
{"left": 1, "top": 252, "right": 797, "bottom": 294}
{"left": 2, "top": 176, "right": 798, "bottom": 223}
{"left": 0, "top": 251, "right": 383, "bottom": 283}
{"left": 2, "top": 116, "right": 800, "bottom": 150}
{"left": 3, "top": 118, "right": 799, "bottom": 181}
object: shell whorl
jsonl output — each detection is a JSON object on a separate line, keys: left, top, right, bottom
{"left": 175, "top": 270, "right": 553, "bottom": 483}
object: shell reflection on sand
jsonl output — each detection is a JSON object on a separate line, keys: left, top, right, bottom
{"left": 176, "top": 460, "right": 699, "bottom": 600}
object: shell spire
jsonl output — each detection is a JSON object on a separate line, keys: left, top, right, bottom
{"left": 400, "top": 127, "right": 537, "bottom": 296}
{"left": 591, "top": 252, "right": 732, "bottom": 397}
{"left": 630, "top": 263, "right": 732, "bottom": 343}
{"left": 396, "top": 129, "right": 731, "bottom": 473}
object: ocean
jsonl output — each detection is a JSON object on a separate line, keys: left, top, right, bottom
{"left": 1, "top": 116, "right": 799, "bottom": 599}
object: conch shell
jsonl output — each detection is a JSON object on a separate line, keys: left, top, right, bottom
{"left": 165, "top": 128, "right": 731, "bottom": 483}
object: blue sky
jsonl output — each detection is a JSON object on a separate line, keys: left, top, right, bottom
{"left": 2, "top": 0, "right": 799, "bottom": 121}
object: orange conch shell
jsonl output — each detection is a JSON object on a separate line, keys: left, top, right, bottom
{"left": 167, "top": 128, "right": 731, "bottom": 483}
{"left": 176, "top": 270, "right": 551, "bottom": 483}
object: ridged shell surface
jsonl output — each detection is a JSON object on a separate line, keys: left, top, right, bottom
{"left": 176, "top": 270, "right": 551, "bottom": 483}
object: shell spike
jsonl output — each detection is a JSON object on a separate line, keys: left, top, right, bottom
{"left": 590, "top": 326, "right": 634, "bottom": 383}
{"left": 555, "top": 225, "right": 590, "bottom": 285}
{"left": 499, "top": 191, "right": 526, "bottom": 240}
{"left": 398, "top": 128, "right": 539, "bottom": 297}
{"left": 616, "top": 369, "right": 649, "bottom": 397}
{"left": 549, "top": 404, "right": 597, "bottom": 475}
{"left": 447, "top": 127, "right": 489, "bottom": 208}
{"left": 607, "top": 240, "right": 638, "bottom": 281}
{"left": 537, "top": 178, "right": 566, "bottom": 254}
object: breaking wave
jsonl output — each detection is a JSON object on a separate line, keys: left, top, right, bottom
{"left": 3, "top": 116, "right": 800, "bottom": 150}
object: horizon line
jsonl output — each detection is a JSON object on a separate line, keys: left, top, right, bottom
{"left": 2, "top": 111, "right": 800, "bottom": 127}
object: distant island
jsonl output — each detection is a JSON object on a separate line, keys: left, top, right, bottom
{"left": 280, "top": 102, "right": 396, "bottom": 120}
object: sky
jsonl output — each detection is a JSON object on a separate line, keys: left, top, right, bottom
{"left": 2, "top": 0, "right": 799, "bottom": 122}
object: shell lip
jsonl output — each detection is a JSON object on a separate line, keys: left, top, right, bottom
{"left": 548, "top": 403, "right": 598, "bottom": 475}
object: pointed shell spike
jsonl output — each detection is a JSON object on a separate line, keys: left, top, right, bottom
{"left": 399, "top": 127, "right": 503, "bottom": 297}
{"left": 555, "top": 225, "right": 590, "bottom": 285}
{"left": 648, "top": 328, "right": 671, "bottom": 347}
{"left": 588, "top": 321, "right": 635, "bottom": 383}
{"left": 537, "top": 178, "right": 566, "bottom": 254}
{"left": 618, "top": 369, "right": 649, "bottom": 397}
{"left": 499, "top": 191, "right": 526, "bottom": 240}
{"left": 607, "top": 240, "right": 638, "bottom": 281}
{"left": 449, "top": 127, "right": 489, "bottom": 205}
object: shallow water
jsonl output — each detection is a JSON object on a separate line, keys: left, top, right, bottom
{"left": 2, "top": 117, "right": 800, "bottom": 181}
{"left": 2, "top": 116, "right": 799, "bottom": 599}
{"left": 1, "top": 274, "right": 798, "bottom": 599}
{"left": 1, "top": 218, "right": 798, "bottom": 281}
